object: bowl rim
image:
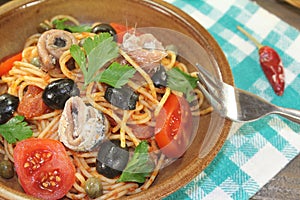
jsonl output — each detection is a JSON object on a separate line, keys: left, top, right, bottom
{"left": 0, "top": 0, "right": 233, "bottom": 199}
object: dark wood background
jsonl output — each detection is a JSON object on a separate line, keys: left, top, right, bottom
{"left": 0, "top": 0, "right": 300, "bottom": 199}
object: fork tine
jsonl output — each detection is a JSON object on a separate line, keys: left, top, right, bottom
{"left": 196, "top": 64, "right": 220, "bottom": 90}
{"left": 196, "top": 64, "right": 222, "bottom": 102}
{"left": 196, "top": 72, "right": 222, "bottom": 112}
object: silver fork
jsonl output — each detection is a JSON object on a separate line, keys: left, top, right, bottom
{"left": 196, "top": 64, "right": 300, "bottom": 123}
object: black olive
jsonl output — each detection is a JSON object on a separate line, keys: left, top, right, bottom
{"left": 104, "top": 86, "right": 139, "bottom": 110}
{"left": 92, "top": 23, "right": 117, "bottom": 41}
{"left": 42, "top": 78, "right": 80, "bottom": 109}
{"left": 96, "top": 140, "right": 129, "bottom": 179}
{"left": 0, "top": 160, "right": 14, "bottom": 179}
{"left": 0, "top": 93, "right": 19, "bottom": 124}
{"left": 151, "top": 65, "right": 168, "bottom": 88}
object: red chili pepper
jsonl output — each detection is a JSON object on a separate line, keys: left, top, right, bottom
{"left": 237, "top": 26, "right": 285, "bottom": 96}
{"left": 0, "top": 52, "right": 22, "bottom": 77}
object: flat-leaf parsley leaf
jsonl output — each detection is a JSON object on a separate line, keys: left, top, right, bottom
{"left": 117, "top": 141, "right": 154, "bottom": 183}
{"left": 53, "top": 18, "right": 92, "bottom": 33}
{"left": 0, "top": 116, "right": 33, "bottom": 144}
{"left": 98, "top": 62, "right": 136, "bottom": 88}
{"left": 167, "top": 67, "right": 198, "bottom": 102}
{"left": 70, "top": 33, "right": 119, "bottom": 86}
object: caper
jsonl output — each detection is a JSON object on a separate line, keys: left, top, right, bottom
{"left": 30, "top": 57, "right": 41, "bottom": 68}
{"left": 0, "top": 160, "right": 14, "bottom": 179}
{"left": 84, "top": 177, "right": 103, "bottom": 199}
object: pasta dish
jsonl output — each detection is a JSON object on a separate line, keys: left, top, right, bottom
{"left": 0, "top": 15, "right": 212, "bottom": 200}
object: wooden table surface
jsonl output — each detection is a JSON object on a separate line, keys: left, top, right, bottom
{"left": 0, "top": 0, "right": 300, "bottom": 199}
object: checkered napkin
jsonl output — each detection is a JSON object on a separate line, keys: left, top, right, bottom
{"left": 164, "top": 0, "right": 300, "bottom": 199}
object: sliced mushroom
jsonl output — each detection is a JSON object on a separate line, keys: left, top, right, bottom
{"left": 58, "top": 96, "right": 109, "bottom": 152}
{"left": 37, "top": 29, "right": 77, "bottom": 72}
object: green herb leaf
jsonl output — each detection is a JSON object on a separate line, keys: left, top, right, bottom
{"left": 83, "top": 34, "right": 111, "bottom": 55}
{"left": 117, "top": 141, "right": 154, "bottom": 183}
{"left": 167, "top": 67, "right": 198, "bottom": 102}
{"left": 53, "top": 18, "right": 92, "bottom": 33}
{"left": 98, "top": 62, "right": 136, "bottom": 88}
{"left": 70, "top": 33, "right": 119, "bottom": 86}
{"left": 70, "top": 45, "right": 87, "bottom": 76}
{"left": 0, "top": 116, "right": 33, "bottom": 144}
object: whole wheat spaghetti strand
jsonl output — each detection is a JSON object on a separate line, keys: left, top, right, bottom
{"left": 60, "top": 50, "right": 82, "bottom": 80}
{"left": 14, "top": 61, "right": 49, "bottom": 78}
{"left": 127, "top": 107, "right": 152, "bottom": 124}
{"left": 24, "top": 33, "right": 41, "bottom": 48}
{"left": 161, "top": 50, "right": 176, "bottom": 69}
{"left": 154, "top": 87, "right": 171, "bottom": 117}
{"left": 31, "top": 110, "right": 61, "bottom": 120}
{"left": 72, "top": 181, "right": 86, "bottom": 194}
{"left": 86, "top": 83, "right": 122, "bottom": 123}
{"left": 37, "top": 115, "right": 60, "bottom": 138}
{"left": 66, "top": 192, "right": 86, "bottom": 200}
{"left": 6, "top": 77, "right": 24, "bottom": 96}
{"left": 4, "top": 141, "right": 14, "bottom": 162}
{"left": 175, "top": 61, "right": 189, "bottom": 73}
{"left": 78, "top": 157, "right": 95, "bottom": 178}
{"left": 120, "top": 110, "right": 132, "bottom": 148}
{"left": 199, "top": 106, "right": 214, "bottom": 115}
{"left": 127, "top": 81, "right": 158, "bottom": 104}
{"left": 97, "top": 183, "right": 138, "bottom": 200}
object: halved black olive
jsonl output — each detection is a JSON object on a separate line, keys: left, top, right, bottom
{"left": 151, "top": 65, "right": 167, "bottom": 88}
{"left": 96, "top": 140, "right": 129, "bottom": 179}
{"left": 92, "top": 24, "right": 117, "bottom": 41}
{"left": 104, "top": 86, "right": 139, "bottom": 110}
{"left": 42, "top": 78, "right": 80, "bottom": 109}
{"left": 0, "top": 93, "right": 19, "bottom": 124}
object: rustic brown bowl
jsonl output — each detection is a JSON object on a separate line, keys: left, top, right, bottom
{"left": 0, "top": 0, "right": 233, "bottom": 199}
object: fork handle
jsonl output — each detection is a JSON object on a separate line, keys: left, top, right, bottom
{"left": 276, "top": 106, "right": 300, "bottom": 124}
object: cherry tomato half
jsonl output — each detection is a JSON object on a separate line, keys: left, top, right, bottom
{"left": 13, "top": 138, "right": 76, "bottom": 200}
{"left": 154, "top": 93, "right": 193, "bottom": 158}
{"left": 110, "top": 23, "right": 129, "bottom": 43}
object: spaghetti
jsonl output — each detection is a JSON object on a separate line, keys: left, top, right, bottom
{"left": 0, "top": 15, "right": 212, "bottom": 199}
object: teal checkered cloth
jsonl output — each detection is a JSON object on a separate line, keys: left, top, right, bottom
{"left": 164, "top": 0, "right": 300, "bottom": 199}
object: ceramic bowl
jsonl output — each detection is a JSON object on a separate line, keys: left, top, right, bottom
{"left": 0, "top": 0, "right": 233, "bottom": 199}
